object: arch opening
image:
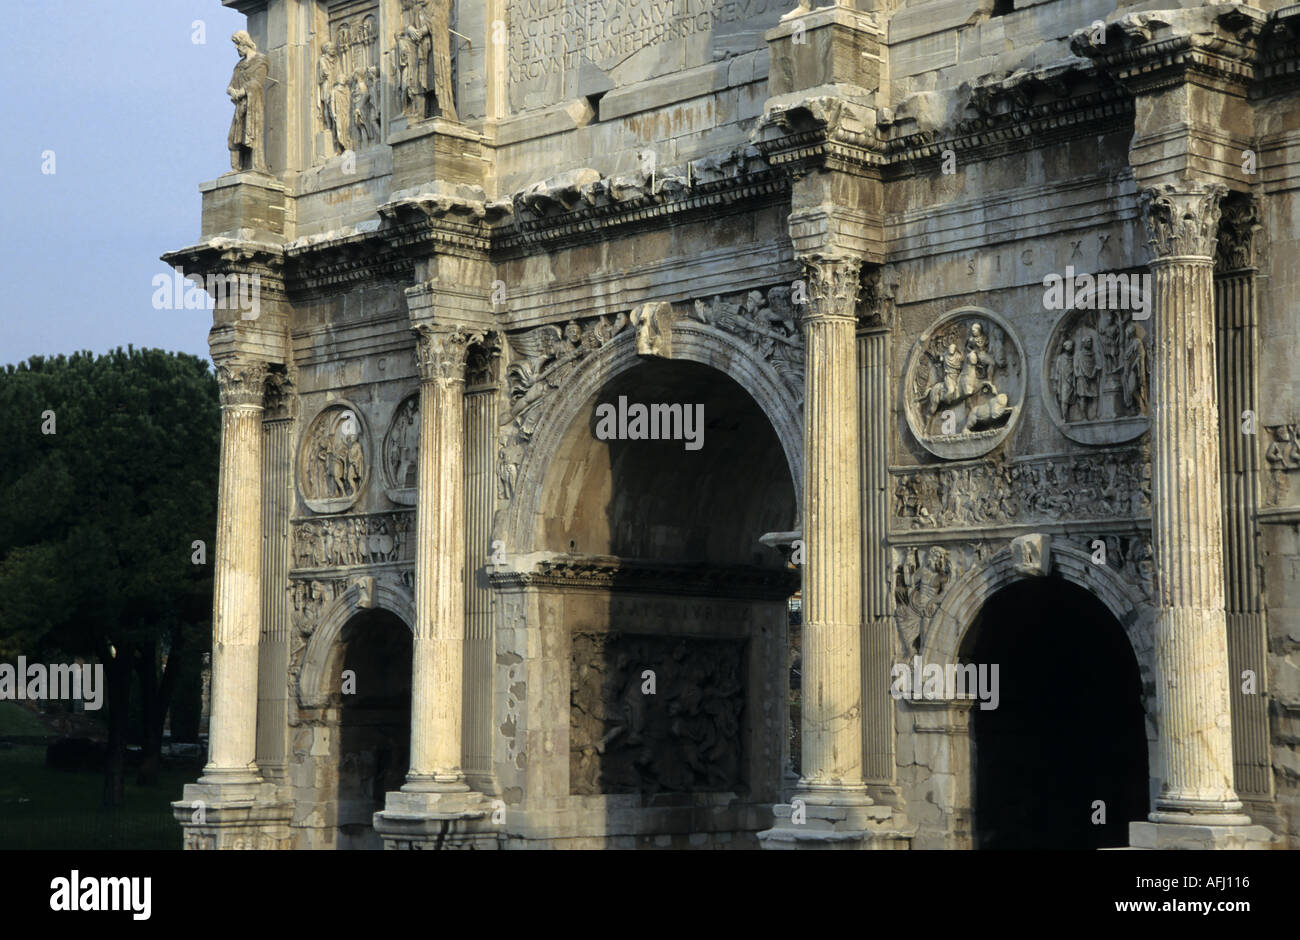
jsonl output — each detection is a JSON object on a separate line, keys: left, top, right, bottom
{"left": 539, "top": 358, "right": 797, "bottom": 563}
{"left": 961, "top": 576, "right": 1147, "bottom": 849}
{"left": 531, "top": 356, "right": 798, "bottom": 826}
{"left": 331, "top": 608, "right": 411, "bottom": 850}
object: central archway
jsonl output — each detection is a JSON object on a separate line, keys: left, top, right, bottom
{"left": 961, "top": 577, "right": 1148, "bottom": 849}
{"left": 497, "top": 337, "right": 801, "bottom": 846}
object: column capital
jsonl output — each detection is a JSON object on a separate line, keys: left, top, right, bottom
{"left": 215, "top": 357, "right": 270, "bottom": 408}
{"left": 262, "top": 368, "right": 295, "bottom": 420}
{"left": 800, "top": 253, "right": 862, "bottom": 323}
{"left": 1215, "top": 196, "right": 1262, "bottom": 275}
{"left": 1139, "top": 182, "right": 1227, "bottom": 262}
{"left": 412, "top": 325, "right": 484, "bottom": 386}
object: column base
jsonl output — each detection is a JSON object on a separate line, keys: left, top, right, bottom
{"left": 757, "top": 787, "right": 914, "bottom": 850}
{"left": 193, "top": 765, "right": 263, "bottom": 798}
{"left": 372, "top": 787, "right": 497, "bottom": 849}
{"left": 172, "top": 780, "right": 291, "bottom": 850}
{"left": 1129, "top": 820, "right": 1278, "bottom": 850}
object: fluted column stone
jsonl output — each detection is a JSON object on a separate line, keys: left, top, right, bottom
{"left": 798, "top": 253, "right": 869, "bottom": 800}
{"left": 404, "top": 325, "right": 478, "bottom": 791}
{"left": 1138, "top": 182, "right": 1247, "bottom": 823}
{"left": 1214, "top": 200, "right": 1271, "bottom": 800}
{"left": 201, "top": 357, "right": 268, "bottom": 785}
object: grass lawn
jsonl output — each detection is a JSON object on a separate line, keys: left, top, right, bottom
{"left": 0, "top": 701, "right": 50, "bottom": 737}
{"left": 0, "top": 741, "right": 190, "bottom": 850}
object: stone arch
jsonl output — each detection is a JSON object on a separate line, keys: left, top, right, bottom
{"left": 500, "top": 321, "right": 805, "bottom": 554}
{"left": 919, "top": 541, "right": 1160, "bottom": 816}
{"left": 297, "top": 576, "right": 415, "bottom": 708}
{"left": 922, "top": 543, "right": 1155, "bottom": 684}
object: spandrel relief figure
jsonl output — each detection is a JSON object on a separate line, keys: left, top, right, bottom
{"left": 694, "top": 288, "right": 806, "bottom": 405}
{"left": 227, "top": 31, "right": 269, "bottom": 173}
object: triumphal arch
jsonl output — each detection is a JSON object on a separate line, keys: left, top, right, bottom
{"left": 172, "top": 0, "right": 1300, "bottom": 849}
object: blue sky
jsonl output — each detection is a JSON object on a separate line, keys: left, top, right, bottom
{"left": 0, "top": 1, "right": 248, "bottom": 367}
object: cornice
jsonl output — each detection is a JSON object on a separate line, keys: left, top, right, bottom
{"left": 752, "top": 93, "right": 886, "bottom": 177}
{"left": 1070, "top": 5, "right": 1266, "bottom": 97}
{"left": 493, "top": 151, "right": 791, "bottom": 255}
{"left": 488, "top": 554, "right": 799, "bottom": 600}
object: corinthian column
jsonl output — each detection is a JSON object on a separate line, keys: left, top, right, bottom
{"left": 798, "top": 253, "right": 869, "bottom": 801}
{"left": 1138, "top": 182, "right": 1247, "bottom": 824}
{"left": 404, "top": 325, "right": 478, "bottom": 792}
{"left": 201, "top": 357, "right": 267, "bottom": 786}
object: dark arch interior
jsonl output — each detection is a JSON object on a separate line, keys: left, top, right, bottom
{"left": 540, "top": 358, "right": 797, "bottom": 566}
{"left": 334, "top": 609, "right": 411, "bottom": 849}
{"left": 962, "top": 577, "right": 1148, "bottom": 849}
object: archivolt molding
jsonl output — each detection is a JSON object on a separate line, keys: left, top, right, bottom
{"left": 499, "top": 320, "right": 805, "bottom": 556}
{"left": 920, "top": 543, "right": 1156, "bottom": 692}
{"left": 296, "top": 575, "right": 414, "bottom": 709}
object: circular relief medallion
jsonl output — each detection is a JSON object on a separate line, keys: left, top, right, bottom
{"left": 298, "top": 402, "right": 370, "bottom": 513}
{"left": 904, "top": 307, "right": 1025, "bottom": 460}
{"left": 1041, "top": 305, "right": 1151, "bottom": 445}
{"left": 382, "top": 393, "right": 419, "bottom": 505}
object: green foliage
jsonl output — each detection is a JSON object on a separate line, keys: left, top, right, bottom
{"left": 0, "top": 347, "right": 218, "bottom": 702}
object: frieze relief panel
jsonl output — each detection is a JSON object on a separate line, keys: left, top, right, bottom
{"left": 570, "top": 632, "right": 746, "bottom": 796}
{"left": 291, "top": 510, "right": 414, "bottom": 570}
{"left": 904, "top": 308, "right": 1025, "bottom": 460}
{"left": 893, "top": 448, "right": 1151, "bottom": 530}
{"left": 1042, "top": 306, "right": 1151, "bottom": 445}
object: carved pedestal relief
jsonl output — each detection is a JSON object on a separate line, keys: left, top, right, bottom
{"left": 1263, "top": 422, "right": 1300, "bottom": 506}
{"left": 298, "top": 403, "right": 370, "bottom": 513}
{"left": 1043, "top": 304, "right": 1151, "bottom": 445}
{"left": 382, "top": 394, "right": 420, "bottom": 505}
{"left": 904, "top": 308, "right": 1025, "bottom": 459}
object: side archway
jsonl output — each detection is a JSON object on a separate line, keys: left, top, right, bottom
{"left": 918, "top": 542, "right": 1156, "bottom": 849}
{"left": 922, "top": 543, "right": 1155, "bottom": 687}
{"left": 297, "top": 576, "right": 415, "bottom": 709}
